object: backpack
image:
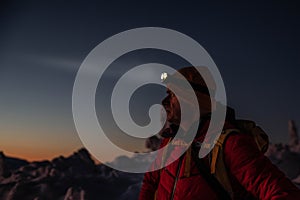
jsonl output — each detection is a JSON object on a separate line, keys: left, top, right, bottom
{"left": 208, "top": 119, "right": 269, "bottom": 198}
{"left": 157, "top": 120, "right": 269, "bottom": 199}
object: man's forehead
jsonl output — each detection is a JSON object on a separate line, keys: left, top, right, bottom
{"left": 165, "top": 83, "right": 179, "bottom": 92}
{"left": 166, "top": 87, "right": 173, "bottom": 93}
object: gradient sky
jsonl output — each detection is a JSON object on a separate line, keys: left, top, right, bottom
{"left": 0, "top": 1, "right": 299, "bottom": 162}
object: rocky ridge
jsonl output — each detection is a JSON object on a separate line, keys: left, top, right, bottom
{"left": 0, "top": 149, "right": 144, "bottom": 200}
{"left": 1, "top": 120, "right": 300, "bottom": 199}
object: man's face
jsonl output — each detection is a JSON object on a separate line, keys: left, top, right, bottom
{"left": 162, "top": 88, "right": 181, "bottom": 125}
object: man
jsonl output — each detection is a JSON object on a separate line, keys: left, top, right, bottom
{"left": 139, "top": 66, "right": 300, "bottom": 200}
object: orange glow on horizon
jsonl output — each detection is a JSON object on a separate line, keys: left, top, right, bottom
{"left": 1, "top": 145, "right": 84, "bottom": 162}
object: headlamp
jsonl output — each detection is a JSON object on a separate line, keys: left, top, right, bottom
{"left": 161, "top": 72, "right": 168, "bottom": 82}
{"left": 160, "top": 72, "right": 212, "bottom": 96}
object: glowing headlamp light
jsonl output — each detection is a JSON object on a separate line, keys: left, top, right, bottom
{"left": 161, "top": 72, "right": 168, "bottom": 82}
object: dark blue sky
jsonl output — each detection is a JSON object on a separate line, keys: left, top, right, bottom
{"left": 0, "top": 0, "right": 299, "bottom": 161}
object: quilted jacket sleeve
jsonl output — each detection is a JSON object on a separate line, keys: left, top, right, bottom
{"left": 139, "top": 139, "right": 168, "bottom": 200}
{"left": 139, "top": 168, "right": 160, "bottom": 200}
{"left": 224, "top": 132, "right": 300, "bottom": 200}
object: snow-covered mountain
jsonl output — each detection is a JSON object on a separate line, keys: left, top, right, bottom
{"left": 1, "top": 120, "right": 299, "bottom": 199}
{"left": 0, "top": 149, "right": 144, "bottom": 200}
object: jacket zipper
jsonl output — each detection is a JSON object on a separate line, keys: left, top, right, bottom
{"left": 170, "top": 155, "right": 184, "bottom": 200}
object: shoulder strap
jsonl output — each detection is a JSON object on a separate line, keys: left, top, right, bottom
{"left": 191, "top": 145, "right": 232, "bottom": 200}
{"left": 210, "top": 129, "right": 239, "bottom": 199}
{"left": 210, "top": 123, "right": 269, "bottom": 199}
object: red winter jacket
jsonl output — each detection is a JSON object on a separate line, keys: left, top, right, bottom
{"left": 139, "top": 117, "right": 300, "bottom": 200}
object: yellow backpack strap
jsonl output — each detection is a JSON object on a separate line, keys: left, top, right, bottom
{"left": 210, "top": 129, "right": 239, "bottom": 199}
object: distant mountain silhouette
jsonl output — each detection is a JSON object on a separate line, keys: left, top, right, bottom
{"left": 265, "top": 120, "right": 300, "bottom": 187}
{"left": 0, "top": 148, "right": 144, "bottom": 200}
{"left": 0, "top": 151, "right": 28, "bottom": 178}
{"left": 0, "top": 120, "right": 299, "bottom": 199}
